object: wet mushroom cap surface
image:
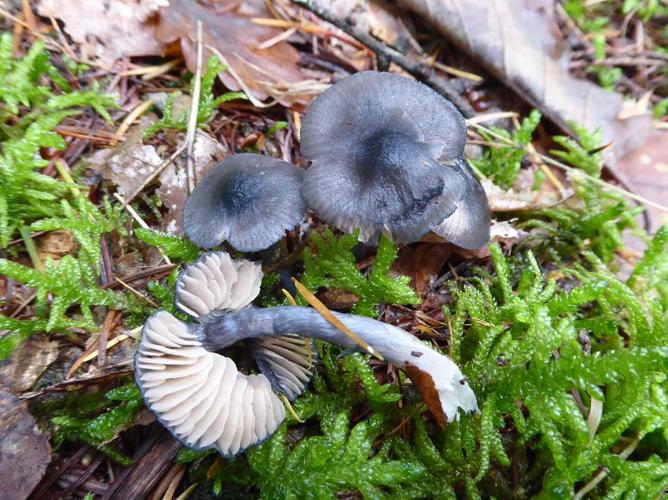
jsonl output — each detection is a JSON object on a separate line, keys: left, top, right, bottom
{"left": 300, "top": 71, "right": 477, "bottom": 244}
{"left": 183, "top": 153, "right": 305, "bottom": 252}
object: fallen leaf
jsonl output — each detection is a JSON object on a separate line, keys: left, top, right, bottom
{"left": 0, "top": 336, "right": 59, "bottom": 392}
{"left": 617, "top": 131, "right": 668, "bottom": 233}
{"left": 393, "top": 243, "right": 452, "bottom": 296}
{"left": 403, "top": 364, "right": 446, "bottom": 427}
{"left": 399, "top": 0, "right": 652, "bottom": 164}
{"left": 37, "top": 0, "right": 167, "bottom": 68}
{"left": 483, "top": 178, "right": 573, "bottom": 212}
{"left": 155, "top": 0, "right": 310, "bottom": 106}
{"left": 0, "top": 387, "right": 51, "bottom": 500}
{"left": 317, "top": 287, "right": 359, "bottom": 310}
{"left": 108, "top": 144, "right": 164, "bottom": 198}
{"left": 37, "top": 230, "right": 77, "bottom": 262}
{"left": 157, "top": 131, "right": 227, "bottom": 234}
{"left": 91, "top": 115, "right": 226, "bottom": 234}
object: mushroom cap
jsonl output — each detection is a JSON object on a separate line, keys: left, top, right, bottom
{"left": 184, "top": 154, "right": 305, "bottom": 252}
{"left": 300, "top": 71, "right": 469, "bottom": 243}
{"left": 174, "top": 251, "right": 317, "bottom": 401}
{"left": 431, "top": 158, "right": 491, "bottom": 249}
{"left": 252, "top": 335, "right": 316, "bottom": 400}
{"left": 174, "top": 251, "right": 263, "bottom": 318}
{"left": 135, "top": 311, "right": 286, "bottom": 456}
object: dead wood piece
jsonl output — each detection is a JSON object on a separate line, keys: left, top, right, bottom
{"left": 100, "top": 429, "right": 181, "bottom": 500}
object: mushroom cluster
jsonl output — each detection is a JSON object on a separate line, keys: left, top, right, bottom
{"left": 136, "top": 252, "right": 477, "bottom": 456}
{"left": 138, "top": 71, "right": 490, "bottom": 457}
{"left": 184, "top": 71, "right": 490, "bottom": 251}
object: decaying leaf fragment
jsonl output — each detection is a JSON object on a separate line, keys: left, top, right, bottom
{"left": 37, "top": 0, "right": 167, "bottom": 67}
{"left": 399, "top": 0, "right": 652, "bottom": 164}
{"left": 0, "top": 336, "right": 59, "bottom": 392}
{"left": 155, "top": 0, "right": 310, "bottom": 106}
{"left": 0, "top": 388, "right": 51, "bottom": 500}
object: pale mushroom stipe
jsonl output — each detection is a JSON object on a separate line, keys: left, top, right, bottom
{"left": 136, "top": 252, "right": 478, "bottom": 456}
{"left": 300, "top": 71, "right": 491, "bottom": 248}
{"left": 183, "top": 153, "right": 305, "bottom": 252}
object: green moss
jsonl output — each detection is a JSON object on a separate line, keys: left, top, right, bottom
{"left": 301, "top": 229, "right": 419, "bottom": 317}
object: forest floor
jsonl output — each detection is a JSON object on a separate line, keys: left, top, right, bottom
{"left": 0, "top": 0, "right": 667, "bottom": 498}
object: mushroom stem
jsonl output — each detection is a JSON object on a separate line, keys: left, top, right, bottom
{"left": 199, "top": 306, "right": 478, "bottom": 423}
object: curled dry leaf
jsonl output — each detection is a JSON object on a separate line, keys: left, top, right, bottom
{"left": 399, "top": 0, "right": 652, "bottom": 164}
{"left": 37, "top": 0, "right": 167, "bottom": 68}
{"left": 483, "top": 178, "right": 573, "bottom": 212}
{"left": 617, "top": 131, "right": 668, "bottom": 232}
{"left": 0, "top": 336, "right": 59, "bottom": 392}
{"left": 155, "top": 0, "right": 309, "bottom": 106}
{"left": 393, "top": 243, "right": 452, "bottom": 296}
{"left": 0, "top": 387, "right": 51, "bottom": 500}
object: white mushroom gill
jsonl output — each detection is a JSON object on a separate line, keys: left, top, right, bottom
{"left": 136, "top": 251, "right": 478, "bottom": 458}
{"left": 252, "top": 335, "right": 316, "bottom": 400}
{"left": 135, "top": 311, "right": 285, "bottom": 456}
{"left": 174, "top": 252, "right": 262, "bottom": 318}
{"left": 174, "top": 251, "right": 315, "bottom": 399}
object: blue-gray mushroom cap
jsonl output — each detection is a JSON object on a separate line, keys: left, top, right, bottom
{"left": 300, "top": 71, "right": 488, "bottom": 245}
{"left": 184, "top": 154, "right": 305, "bottom": 252}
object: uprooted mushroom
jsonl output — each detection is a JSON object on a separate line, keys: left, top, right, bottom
{"left": 135, "top": 251, "right": 478, "bottom": 457}
{"left": 300, "top": 70, "right": 491, "bottom": 249}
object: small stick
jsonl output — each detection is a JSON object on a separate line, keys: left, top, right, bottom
{"left": 291, "top": 0, "right": 475, "bottom": 117}
{"left": 113, "top": 192, "right": 172, "bottom": 265}
{"left": 113, "top": 99, "right": 154, "bottom": 144}
{"left": 97, "top": 309, "right": 117, "bottom": 367}
{"left": 184, "top": 21, "right": 204, "bottom": 195}
{"left": 19, "top": 225, "right": 43, "bottom": 271}
{"left": 292, "top": 278, "right": 383, "bottom": 360}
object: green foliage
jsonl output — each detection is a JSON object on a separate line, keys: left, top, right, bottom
{"left": 472, "top": 110, "right": 541, "bottom": 188}
{"left": 551, "top": 121, "right": 604, "bottom": 176}
{"left": 144, "top": 56, "right": 246, "bottom": 138}
{"left": 51, "top": 383, "right": 143, "bottom": 465}
{"left": 301, "top": 229, "right": 419, "bottom": 317}
{"left": 431, "top": 238, "right": 668, "bottom": 497}
{"left": 135, "top": 227, "right": 201, "bottom": 262}
{"left": 0, "top": 38, "right": 129, "bottom": 358}
{"left": 0, "top": 255, "right": 131, "bottom": 333}
{"left": 0, "top": 35, "right": 118, "bottom": 245}
{"left": 32, "top": 196, "right": 126, "bottom": 271}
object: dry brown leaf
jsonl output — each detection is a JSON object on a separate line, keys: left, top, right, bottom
{"left": 0, "top": 387, "right": 51, "bottom": 499}
{"left": 0, "top": 337, "right": 59, "bottom": 392}
{"left": 399, "top": 0, "right": 652, "bottom": 164}
{"left": 393, "top": 243, "right": 452, "bottom": 296}
{"left": 155, "top": 0, "right": 310, "bottom": 106}
{"left": 37, "top": 230, "right": 77, "bottom": 261}
{"left": 617, "top": 131, "right": 668, "bottom": 233}
{"left": 37, "top": 0, "right": 166, "bottom": 68}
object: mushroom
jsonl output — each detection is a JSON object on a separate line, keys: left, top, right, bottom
{"left": 136, "top": 251, "right": 478, "bottom": 457}
{"left": 137, "top": 252, "right": 316, "bottom": 456}
{"left": 183, "top": 153, "right": 305, "bottom": 252}
{"left": 300, "top": 71, "right": 490, "bottom": 248}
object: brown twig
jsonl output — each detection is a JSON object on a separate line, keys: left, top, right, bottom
{"left": 185, "top": 21, "right": 204, "bottom": 195}
{"left": 291, "top": 0, "right": 475, "bottom": 117}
